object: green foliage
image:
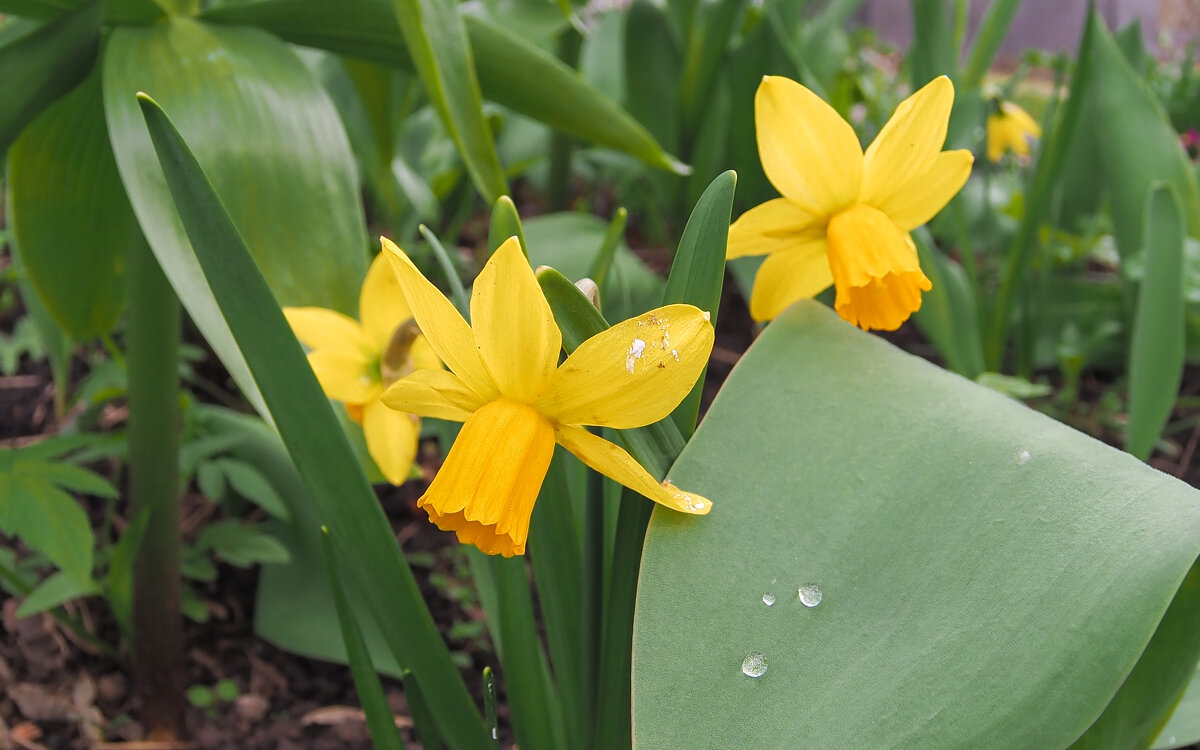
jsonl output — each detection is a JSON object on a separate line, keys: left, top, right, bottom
{"left": 635, "top": 301, "right": 1200, "bottom": 748}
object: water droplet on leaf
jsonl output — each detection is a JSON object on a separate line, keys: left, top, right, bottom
{"left": 798, "top": 584, "right": 823, "bottom": 607}
{"left": 742, "top": 652, "right": 767, "bottom": 678}
{"left": 762, "top": 593, "right": 775, "bottom": 606}
{"left": 1016, "top": 449, "right": 1031, "bottom": 464}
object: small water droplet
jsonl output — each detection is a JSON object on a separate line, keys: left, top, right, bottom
{"left": 492, "top": 728, "right": 498, "bottom": 740}
{"left": 741, "top": 652, "right": 767, "bottom": 678}
{"left": 1016, "top": 449, "right": 1031, "bottom": 465}
{"left": 798, "top": 583, "right": 823, "bottom": 607}
{"left": 1168, "top": 737, "right": 1176, "bottom": 745}
{"left": 762, "top": 593, "right": 775, "bottom": 606}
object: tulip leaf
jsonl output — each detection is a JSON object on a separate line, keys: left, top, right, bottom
{"left": 390, "top": 0, "right": 508, "bottom": 203}
{"left": 0, "top": 0, "right": 101, "bottom": 157}
{"left": 1086, "top": 11, "right": 1200, "bottom": 259}
{"left": 1152, "top": 661, "right": 1200, "bottom": 749}
{"left": 103, "top": 17, "right": 367, "bottom": 414}
{"left": 199, "top": 0, "right": 684, "bottom": 174}
{"left": 1126, "top": 185, "right": 1186, "bottom": 460}
{"left": 136, "top": 93, "right": 490, "bottom": 748}
{"left": 8, "top": 68, "right": 134, "bottom": 339}
{"left": 634, "top": 300, "right": 1200, "bottom": 748}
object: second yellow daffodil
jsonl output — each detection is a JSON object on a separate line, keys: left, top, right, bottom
{"left": 987, "top": 100, "right": 1041, "bottom": 162}
{"left": 380, "top": 236, "right": 714, "bottom": 557}
{"left": 283, "top": 253, "right": 440, "bottom": 485}
{"left": 728, "top": 75, "right": 974, "bottom": 330}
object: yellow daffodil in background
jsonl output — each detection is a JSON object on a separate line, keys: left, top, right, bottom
{"left": 987, "top": 100, "right": 1041, "bottom": 162}
{"left": 728, "top": 75, "right": 974, "bottom": 330}
{"left": 379, "top": 236, "right": 714, "bottom": 557}
{"left": 283, "top": 253, "right": 440, "bottom": 485}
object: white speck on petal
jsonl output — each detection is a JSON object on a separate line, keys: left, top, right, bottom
{"left": 671, "top": 349, "right": 679, "bottom": 361}
{"left": 626, "top": 338, "right": 647, "bottom": 373}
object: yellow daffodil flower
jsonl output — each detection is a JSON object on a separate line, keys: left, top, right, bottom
{"left": 283, "top": 253, "right": 440, "bottom": 485}
{"left": 379, "top": 236, "right": 714, "bottom": 557}
{"left": 987, "top": 100, "right": 1041, "bottom": 162}
{"left": 728, "top": 75, "right": 974, "bottom": 330}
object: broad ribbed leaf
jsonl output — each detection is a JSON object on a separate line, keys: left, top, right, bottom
{"left": 136, "top": 94, "right": 489, "bottom": 749}
{"left": 634, "top": 301, "right": 1200, "bottom": 748}
{"left": 103, "top": 17, "right": 367, "bottom": 412}
{"left": 8, "top": 69, "right": 134, "bottom": 339}
{"left": 0, "top": 0, "right": 101, "bottom": 156}
{"left": 1087, "top": 11, "right": 1200, "bottom": 258}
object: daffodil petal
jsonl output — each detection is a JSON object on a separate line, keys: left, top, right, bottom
{"left": 875, "top": 149, "right": 974, "bottom": 231}
{"left": 283, "top": 307, "right": 372, "bottom": 357}
{"left": 359, "top": 251, "right": 414, "bottom": 352}
{"left": 755, "top": 75, "right": 862, "bottom": 213}
{"left": 470, "top": 237, "right": 561, "bottom": 402}
{"left": 747, "top": 239, "right": 832, "bottom": 322}
{"left": 419, "top": 399, "right": 556, "bottom": 556}
{"left": 727, "top": 198, "right": 827, "bottom": 259}
{"left": 381, "top": 369, "right": 484, "bottom": 422}
{"left": 381, "top": 237, "right": 498, "bottom": 400}
{"left": 409, "top": 335, "right": 442, "bottom": 373}
{"left": 861, "top": 75, "right": 954, "bottom": 209}
{"left": 306, "top": 349, "right": 378, "bottom": 404}
{"left": 554, "top": 424, "right": 712, "bottom": 515}
{"left": 1003, "top": 100, "right": 1041, "bottom": 135}
{"left": 535, "top": 305, "right": 714, "bottom": 429}
{"left": 362, "top": 398, "right": 419, "bottom": 486}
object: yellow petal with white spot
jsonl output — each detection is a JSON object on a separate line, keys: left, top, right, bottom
{"left": 418, "top": 398, "right": 556, "bottom": 557}
{"left": 381, "top": 237, "right": 498, "bottom": 401}
{"left": 283, "top": 307, "right": 372, "bottom": 357}
{"left": 755, "top": 76, "right": 862, "bottom": 213}
{"left": 554, "top": 424, "right": 712, "bottom": 515}
{"left": 306, "top": 349, "right": 378, "bottom": 404}
{"left": 362, "top": 398, "right": 419, "bottom": 486}
{"left": 470, "top": 237, "right": 561, "bottom": 402}
{"left": 727, "top": 198, "right": 827, "bottom": 260}
{"left": 535, "top": 305, "right": 713, "bottom": 429}
{"left": 381, "top": 369, "right": 485, "bottom": 422}
{"left": 875, "top": 149, "right": 973, "bottom": 231}
{"left": 359, "top": 251, "right": 414, "bottom": 352}
{"left": 748, "top": 239, "right": 833, "bottom": 322}
{"left": 861, "top": 76, "right": 954, "bottom": 210}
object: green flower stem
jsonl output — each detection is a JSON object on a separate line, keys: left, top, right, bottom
{"left": 126, "top": 234, "right": 185, "bottom": 738}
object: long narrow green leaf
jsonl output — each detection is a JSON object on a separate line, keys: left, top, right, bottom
{"left": 0, "top": 0, "right": 162, "bottom": 22}
{"left": 987, "top": 9, "right": 1096, "bottom": 369}
{"left": 528, "top": 450, "right": 584, "bottom": 743}
{"left": 624, "top": 0, "right": 681, "bottom": 157}
{"left": 663, "top": 171, "right": 734, "bottom": 435}
{"left": 961, "top": 0, "right": 1023, "bottom": 88}
{"left": 0, "top": 0, "right": 101, "bottom": 156}
{"left": 677, "top": 0, "right": 744, "bottom": 144}
{"left": 909, "top": 0, "right": 957, "bottom": 88}
{"left": 200, "top": 0, "right": 684, "bottom": 174}
{"left": 487, "top": 195, "right": 526, "bottom": 258}
{"left": 320, "top": 529, "right": 405, "bottom": 750}
{"left": 8, "top": 68, "right": 134, "bottom": 339}
{"left": 135, "top": 94, "right": 489, "bottom": 750}
{"left": 587, "top": 207, "right": 627, "bottom": 290}
{"left": 391, "top": 0, "right": 508, "bottom": 202}
{"left": 1126, "top": 185, "right": 1186, "bottom": 460}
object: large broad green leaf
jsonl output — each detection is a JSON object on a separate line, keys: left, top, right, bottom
{"left": 0, "top": 0, "right": 101, "bottom": 156}
{"left": 8, "top": 68, "right": 135, "bottom": 339}
{"left": 634, "top": 301, "right": 1200, "bottom": 748}
{"left": 390, "top": 0, "right": 508, "bottom": 202}
{"left": 1086, "top": 11, "right": 1200, "bottom": 260}
{"left": 136, "top": 95, "right": 489, "bottom": 748}
{"left": 103, "top": 17, "right": 367, "bottom": 412}
{"left": 1153, "top": 661, "right": 1200, "bottom": 749}
{"left": 199, "top": 0, "right": 684, "bottom": 174}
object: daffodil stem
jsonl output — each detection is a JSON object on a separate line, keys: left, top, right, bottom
{"left": 580, "top": 460, "right": 605, "bottom": 746}
{"left": 126, "top": 235, "right": 185, "bottom": 738}
{"left": 548, "top": 28, "right": 582, "bottom": 212}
